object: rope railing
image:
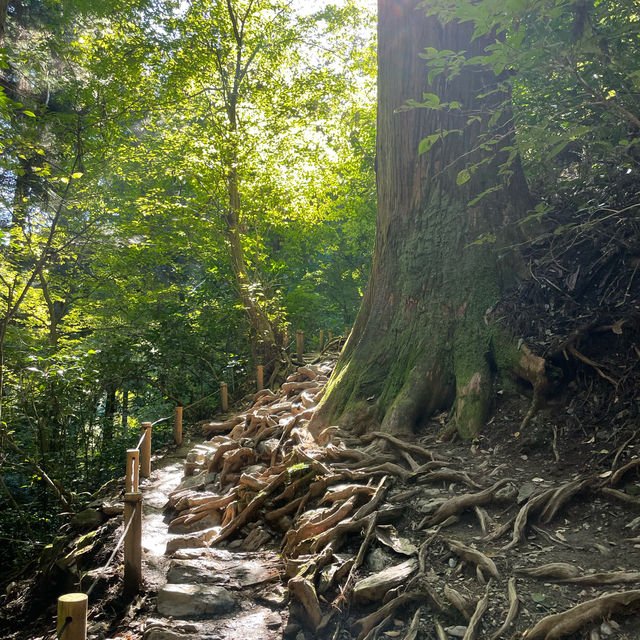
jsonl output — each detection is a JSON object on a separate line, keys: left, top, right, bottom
{"left": 53, "top": 326, "right": 347, "bottom": 639}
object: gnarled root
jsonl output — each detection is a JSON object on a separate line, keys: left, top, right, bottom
{"left": 523, "top": 590, "right": 640, "bottom": 639}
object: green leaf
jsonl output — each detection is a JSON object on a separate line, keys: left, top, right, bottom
{"left": 22, "top": 110, "right": 36, "bottom": 117}
{"left": 418, "top": 134, "right": 440, "bottom": 154}
{"left": 456, "top": 169, "right": 471, "bottom": 185}
{"left": 71, "top": 172, "right": 84, "bottom": 179}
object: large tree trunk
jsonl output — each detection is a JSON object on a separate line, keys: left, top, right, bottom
{"left": 311, "top": 0, "right": 537, "bottom": 439}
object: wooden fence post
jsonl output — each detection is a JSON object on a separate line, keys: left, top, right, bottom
{"left": 123, "top": 491, "right": 142, "bottom": 597}
{"left": 328, "top": 330, "right": 333, "bottom": 343}
{"left": 220, "top": 382, "right": 228, "bottom": 412}
{"left": 125, "top": 449, "right": 139, "bottom": 493}
{"left": 140, "top": 422, "right": 151, "bottom": 479}
{"left": 319, "top": 330, "right": 325, "bottom": 351}
{"left": 174, "top": 406, "right": 183, "bottom": 446}
{"left": 57, "top": 593, "right": 88, "bottom": 640}
{"left": 345, "top": 326, "right": 349, "bottom": 338}
{"left": 296, "top": 329, "right": 304, "bottom": 361}
{"left": 257, "top": 365, "right": 264, "bottom": 391}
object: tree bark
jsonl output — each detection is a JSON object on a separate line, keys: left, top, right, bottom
{"left": 311, "top": 0, "right": 535, "bottom": 439}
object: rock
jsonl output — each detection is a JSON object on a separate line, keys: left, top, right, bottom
{"left": 444, "top": 626, "right": 468, "bottom": 638}
{"left": 366, "top": 548, "right": 393, "bottom": 572}
{"left": 600, "top": 621, "right": 614, "bottom": 636}
{"left": 353, "top": 558, "right": 418, "bottom": 604}
{"left": 494, "top": 483, "right": 518, "bottom": 503}
{"left": 517, "top": 482, "right": 538, "bottom": 504}
{"left": 283, "top": 622, "right": 301, "bottom": 637}
{"left": 144, "top": 630, "right": 196, "bottom": 640}
{"left": 156, "top": 584, "right": 234, "bottom": 618}
{"left": 101, "top": 502, "right": 124, "bottom": 516}
{"left": 415, "top": 497, "right": 448, "bottom": 515}
{"left": 167, "top": 560, "right": 230, "bottom": 585}
{"left": 70, "top": 508, "right": 104, "bottom": 529}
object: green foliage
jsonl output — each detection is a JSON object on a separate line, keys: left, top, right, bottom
{"left": 416, "top": 0, "right": 640, "bottom": 214}
{"left": 0, "top": 0, "right": 376, "bottom": 573}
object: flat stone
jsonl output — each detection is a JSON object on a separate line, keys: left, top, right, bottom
{"left": 353, "top": 558, "right": 418, "bottom": 604}
{"left": 366, "top": 548, "right": 393, "bottom": 572}
{"left": 156, "top": 583, "right": 234, "bottom": 618}
{"left": 101, "top": 502, "right": 124, "bottom": 516}
{"left": 167, "top": 560, "right": 232, "bottom": 586}
{"left": 444, "top": 626, "right": 468, "bottom": 638}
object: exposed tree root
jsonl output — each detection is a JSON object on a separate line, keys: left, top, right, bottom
{"left": 462, "top": 584, "right": 489, "bottom": 640}
{"left": 523, "top": 590, "right": 640, "bottom": 640}
{"left": 352, "top": 592, "right": 420, "bottom": 640}
{"left": 490, "top": 577, "right": 518, "bottom": 640}
{"left": 443, "top": 585, "right": 474, "bottom": 621}
{"left": 517, "top": 563, "right": 581, "bottom": 580}
{"left": 503, "top": 487, "right": 557, "bottom": 550}
{"left": 540, "top": 477, "right": 591, "bottom": 524}
{"left": 447, "top": 539, "right": 499, "bottom": 579}
{"left": 428, "top": 478, "right": 511, "bottom": 526}
{"left": 602, "top": 486, "right": 640, "bottom": 507}
{"left": 610, "top": 458, "right": 640, "bottom": 487}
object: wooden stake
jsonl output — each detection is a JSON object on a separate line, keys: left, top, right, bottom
{"left": 140, "top": 422, "right": 151, "bottom": 479}
{"left": 296, "top": 329, "right": 304, "bottom": 361}
{"left": 57, "top": 593, "right": 87, "bottom": 640}
{"left": 174, "top": 406, "right": 183, "bottom": 446}
{"left": 319, "top": 330, "right": 325, "bottom": 350}
{"left": 220, "top": 382, "right": 228, "bottom": 412}
{"left": 123, "top": 491, "right": 142, "bottom": 597}
{"left": 125, "top": 449, "right": 139, "bottom": 493}
{"left": 328, "top": 330, "right": 333, "bottom": 342}
{"left": 257, "top": 365, "right": 264, "bottom": 391}
{"left": 345, "top": 326, "right": 349, "bottom": 338}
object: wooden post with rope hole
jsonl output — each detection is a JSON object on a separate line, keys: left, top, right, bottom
{"left": 296, "top": 329, "right": 304, "bottom": 362}
{"left": 125, "top": 449, "right": 139, "bottom": 493}
{"left": 174, "top": 406, "right": 183, "bottom": 446}
{"left": 257, "top": 365, "right": 264, "bottom": 391}
{"left": 57, "top": 593, "right": 87, "bottom": 640}
{"left": 319, "top": 329, "right": 325, "bottom": 351}
{"left": 220, "top": 382, "right": 228, "bottom": 412}
{"left": 123, "top": 491, "right": 142, "bottom": 597}
{"left": 140, "top": 422, "right": 152, "bottom": 478}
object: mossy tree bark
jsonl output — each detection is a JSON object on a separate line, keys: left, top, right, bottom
{"left": 311, "top": 0, "right": 541, "bottom": 439}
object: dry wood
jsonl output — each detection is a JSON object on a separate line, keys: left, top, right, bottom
{"left": 474, "top": 506, "right": 492, "bottom": 534}
{"left": 403, "top": 606, "right": 423, "bottom": 640}
{"left": 610, "top": 430, "right": 638, "bottom": 474}
{"left": 447, "top": 539, "right": 499, "bottom": 579}
{"left": 320, "top": 483, "right": 376, "bottom": 505}
{"left": 352, "top": 476, "right": 388, "bottom": 520}
{"left": 207, "top": 469, "right": 289, "bottom": 546}
{"left": 189, "top": 491, "right": 237, "bottom": 514}
{"left": 282, "top": 380, "right": 319, "bottom": 392}
{"left": 360, "top": 431, "right": 446, "bottom": 460}
{"left": 239, "top": 473, "right": 267, "bottom": 491}
{"left": 332, "top": 455, "right": 397, "bottom": 470}
{"left": 221, "top": 501, "right": 237, "bottom": 526}
{"left": 361, "top": 614, "right": 393, "bottom": 640}
{"left": 288, "top": 575, "right": 323, "bottom": 629}
{"left": 418, "top": 468, "right": 482, "bottom": 489}
{"left": 352, "top": 592, "right": 419, "bottom": 640}
{"left": 345, "top": 513, "right": 380, "bottom": 603}
{"left": 482, "top": 517, "right": 514, "bottom": 542}
{"left": 503, "top": 487, "right": 556, "bottom": 550}
{"left": 400, "top": 450, "right": 421, "bottom": 471}
{"left": 490, "top": 577, "right": 518, "bottom": 640}
{"left": 202, "top": 415, "right": 244, "bottom": 434}
{"left": 523, "top": 590, "right": 640, "bottom": 639}
{"left": 265, "top": 496, "right": 304, "bottom": 525}
{"left": 428, "top": 478, "right": 511, "bottom": 526}
{"left": 219, "top": 447, "right": 256, "bottom": 485}
{"left": 557, "top": 571, "right": 640, "bottom": 585}
{"left": 443, "top": 584, "right": 474, "bottom": 621}
{"left": 540, "top": 477, "right": 591, "bottom": 524}
{"left": 273, "top": 470, "right": 315, "bottom": 504}
{"left": 610, "top": 458, "right": 640, "bottom": 486}
{"left": 602, "top": 486, "right": 640, "bottom": 506}
{"left": 462, "top": 585, "right": 489, "bottom": 640}
{"left": 434, "top": 620, "right": 448, "bottom": 640}
{"left": 517, "top": 563, "right": 581, "bottom": 580}
{"left": 208, "top": 442, "right": 240, "bottom": 472}
{"left": 295, "top": 497, "right": 356, "bottom": 541}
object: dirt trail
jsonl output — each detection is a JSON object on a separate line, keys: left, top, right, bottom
{"left": 125, "top": 351, "right": 640, "bottom": 640}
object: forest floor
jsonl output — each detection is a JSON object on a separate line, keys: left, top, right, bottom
{"left": 3, "top": 348, "right": 640, "bottom": 640}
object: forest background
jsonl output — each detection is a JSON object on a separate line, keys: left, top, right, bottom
{"left": 1, "top": 0, "right": 639, "bottom": 582}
